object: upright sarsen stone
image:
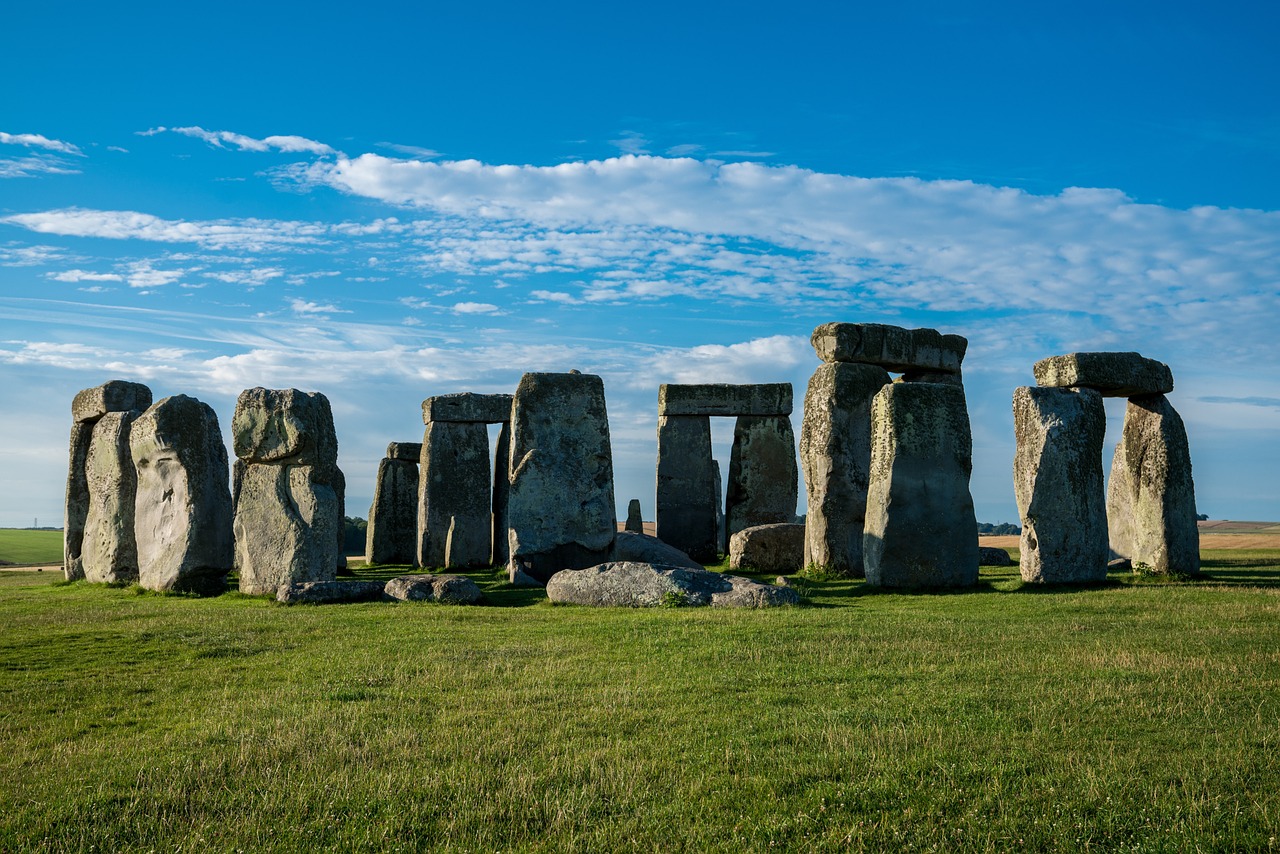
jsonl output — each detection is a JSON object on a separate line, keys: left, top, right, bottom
{"left": 366, "top": 453, "right": 419, "bottom": 565}
{"left": 131, "top": 395, "right": 234, "bottom": 594}
{"left": 864, "top": 383, "right": 978, "bottom": 588}
{"left": 655, "top": 415, "right": 719, "bottom": 563}
{"left": 1012, "top": 386, "right": 1108, "bottom": 583}
{"left": 625, "top": 499, "right": 644, "bottom": 533}
{"left": 799, "top": 362, "right": 890, "bottom": 577}
{"left": 81, "top": 411, "right": 141, "bottom": 584}
{"left": 507, "top": 372, "right": 616, "bottom": 584}
{"left": 725, "top": 415, "right": 798, "bottom": 544}
{"left": 1107, "top": 394, "right": 1200, "bottom": 575}
{"left": 418, "top": 421, "right": 491, "bottom": 569}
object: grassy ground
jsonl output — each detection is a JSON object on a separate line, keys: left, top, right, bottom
{"left": 1, "top": 552, "right": 1278, "bottom": 851}
{"left": 0, "top": 529, "right": 63, "bottom": 565}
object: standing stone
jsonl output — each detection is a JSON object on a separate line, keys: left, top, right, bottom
{"left": 507, "top": 372, "right": 616, "bottom": 584}
{"left": 366, "top": 454, "right": 419, "bottom": 565}
{"left": 64, "top": 380, "right": 152, "bottom": 581}
{"left": 800, "top": 361, "right": 891, "bottom": 577}
{"left": 625, "top": 499, "right": 644, "bottom": 533}
{"left": 864, "top": 383, "right": 978, "bottom": 588}
{"left": 655, "top": 415, "right": 719, "bottom": 563}
{"left": 131, "top": 395, "right": 234, "bottom": 594}
{"left": 1107, "top": 394, "right": 1200, "bottom": 575}
{"left": 725, "top": 415, "right": 798, "bottom": 544}
{"left": 418, "top": 420, "right": 491, "bottom": 569}
{"left": 81, "top": 411, "right": 141, "bottom": 584}
{"left": 232, "top": 388, "right": 343, "bottom": 595}
{"left": 491, "top": 421, "right": 511, "bottom": 566}
{"left": 1012, "top": 386, "right": 1108, "bottom": 583}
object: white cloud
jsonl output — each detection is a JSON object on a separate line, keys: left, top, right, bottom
{"left": 143, "top": 126, "right": 335, "bottom": 155}
{"left": 0, "top": 156, "right": 81, "bottom": 178}
{"left": 452, "top": 301, "right": 500, "bottom": 314}
{"left": 2, "top": 208, "right": 330, "bottom": 251}
{"left": 290, "top": 298, "right": 349, "bottom": 315}
{"left": 0, "top": 132, "right": 83, "bottom": 155}
{"left": 47, "top": 269, "right": 123, "bottom": 282}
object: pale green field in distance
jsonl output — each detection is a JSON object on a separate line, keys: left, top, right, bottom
{"left": 0, "top": 528, "right": 62, "bottom": 564}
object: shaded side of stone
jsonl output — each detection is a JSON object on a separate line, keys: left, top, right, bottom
{"left": 235, "top": 464, "right": 339, "bottom": 595}
{"left": 655, "top": 415, "right": 718, "bottom": 563}
{"left": 1106, "top": 394, "right": 1200, "bottom": 574}
{"left": 625, "top": 499, "right": 644, "bottom": 533}
{"left": 131, "top": 395, "right": 234, "bottom": 594}
{"left": 799, "top": 361, "right": 890, "bottom": 578}
{"left": 81, "top": 411, "right": 141, "bottom": 584}
{"left": 506, "top": 372, "right": 616, "bottom": 584}
{"left": 72, "top": 380, "right": 153, "bottom": 424}
{"left": 63, "top": 421, "right": 93, "bottom": 580}
{"left": 418, "top": 420, "right": 491, "bottom": 568}
{"left": 277, "top": 580, "right": 386, "bottom": 605}
{"left": 1033, "top": 352, "right": 1174, "bottom": 397}
{"left": 863, "top": 383, "right": 978, "bottom": 588}
{"left": 366, "top": 458, "right": 419, "bottom": 565}
{"left": 729, "top": 523, "right": 806, "bottom": 574}
{"left": 1012, "top": 386, "right": 1108, "bottom": 583}
{"left": 611, "top": 531, "right": 702, "bottom": 570}
{"left": 811, "top": 323, "right": 967, "bottom": 373}
{"left": 725, "top": 415, "right": 798, "bottom": 545}
{"left": 491, "top": 420, "right": 511, "bottom": 566}
{"left": 978, "top": 546, "right": 1013, "bottom": 567}
{"left": 658, "top": 383, "right": 793, "bottom": 417}
{"left": 422, "top": 392, "right": 513, "bottom": 424}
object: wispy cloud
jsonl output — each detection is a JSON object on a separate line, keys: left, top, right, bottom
{"left": 47, "top": 269, "right": 123, "bottom": 282}
{"left": 0, "top": 132, "right": 83, "bottom": 155}
{"left": 2, "top": 208, "right": 329, "bottom": 251}
{"left": 378, "top": 142, "right": 442, "bottom": 159}
{"left": 141, "top": 126, "right": 334, "bottom": 155}
{"left": 1199, "top": 395, "right": 1280, "bottom": 410}
{"left": 290, "top": 298, "right": 349, "bottom": 315}
{"left": 0, "top": 156, "right": 82, "bottom": 178}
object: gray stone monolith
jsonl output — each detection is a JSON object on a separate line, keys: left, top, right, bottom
{"left": 811, "top": 323, "right": 966, "bottom": 374}
{"left": 655, "top": 414, "right": 719, "bottom": 563}
{"left": 799, "top": 361, "right": 891, "bottom": 577}
{"left": 864, "top": 383, "right": 978, "bottom": 588}
{"left": 81, "top": 410, "right": 142, "bottom": 584}
{"left": 506, "top": 372, "right": 616, "bottom": 584}
{"left": 1034, "top": 352, "right": 1173, "bottom": 397}
{"left": 729, "top": 523, "right": 806, "bottom": 574}
{"left": 491, "top": 421, "right": 511, "bottom": 566}
{"left": 418, "top": 420, "right": 491, "bottom": 569}
{"left": 1107, "top": 394, "right": 1200, "bottom": 575}
{"left": 1012, "top": 386, "right": 1108, "bottom": 583}
{"left": 625, "top": 499, "right": 644, "bottom": 533}
{"left": 64, "top": 380, "right": 152, "bottom": 581}
{"left": 131, "top": 395, "right": 234, "bottom": 594}
{"left": 366, "top": 454, "right": 419, "bottom": 565}
{"left": 232, "top": 388, "right": 342, "bottom": 595}
{"left": 725, "top": 415, "right": 798, "bottom": 544}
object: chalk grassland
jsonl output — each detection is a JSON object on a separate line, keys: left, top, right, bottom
{"left": 1, "top": 555, "right": 1278, "bottom": 851}
{"left": 0, "top": 529, "right": 62, "bottom": 565}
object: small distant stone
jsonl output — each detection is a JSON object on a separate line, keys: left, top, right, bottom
{"left": 978, "top": 546, "right": 1013, "bottom": 567}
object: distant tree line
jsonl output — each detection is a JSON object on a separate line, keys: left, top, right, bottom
{"left": 344, "top": 517, "right": 368, "bottom": 554}
{"left": 977, "top": 521, "right": 1021, "bottom": 535}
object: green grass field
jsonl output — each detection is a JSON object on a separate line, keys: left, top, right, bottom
{"left": 1, "top": 553, "right": 1278, "bottom": 852}
{"left": 0, "top": 528, "right": 63, "bottom": 565}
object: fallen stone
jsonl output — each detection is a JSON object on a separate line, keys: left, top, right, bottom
{"left": 276, "top": 580, "right": 386, "bottom": 605}
{"left": 655, "top": 414, "right": 719, "bottom": 563}
{"left": 725, "top": 415, "right": 798, "bottom": 544}
{"left": 1013, "top": 386, "right": 1109, "bottom": 583}
{"left": 800, "top": 361, "right": 890, "bottom": 577}
{"left": 366, "top": 457, "right": 419, "bottom": 565}
{"left": 81, "top": 411, "right": 141, "bottom": 584}
{"left": 545, "top": 562, "right": 799, "bottom": 608}
{"left": 384, "top": 574, "right": 483, "bottom": 604}
{"left": 1033, "top": 352, "right": 1174, "bottom": 397}
{"left": 611, "top": 531, "right": 702, "bottom": 570}
{"left": 418, "top": 420, "right": 491, "bottom": 568}
{"left": 232, "top": 387, "right": 339, "bottom": 466}
{"left": 386, "top": 441, "right": 422, "bottom": 461}
{"left": 811, "top": 323, "right": 967, "bottom": 374}
{"left": 729, "top": 523, "right": 805, "bottom": 574}
{"left": 625, "top": 498, "right": 644, "bottom": 533}
{"left": 864, "top": 383, "right": 978, "bottom": 588}
{"left": 130, "top": 395, "right": 234, "bottom": 594}
{"left": 422, "top": 392, "right": 513, "bottom": 424}
{"left": 1107, "top": 394, "right": 1200, "bottom": 575}
{"left": 507, "top": 372, "right": 616, "bottom": 584}
{"left": 71, "top": 380, "right": 153, "bottom": 425}
{"left": 658, "top": 383, "right": 793, "bottom": 417}
{"left": 978, "top": 546, "right": 1013, "bottom": 567}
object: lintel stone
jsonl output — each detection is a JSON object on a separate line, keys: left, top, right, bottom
{"left": 1033, "top": 352, "right": 1174, "bottom": 397}
{"left": 810, "top": 323, "right": 966, "bottom": 374}
{"left": 658, "top": 383, "right": 792, "bottom": 417}
{"left": 72, "top": 380, "right": 153, "bottom": 424}
{"left": 422, "top": 393, "right": 513, "bottom": 424}
{"left": 387, "top": 441, "right": 422, "bottom": 461}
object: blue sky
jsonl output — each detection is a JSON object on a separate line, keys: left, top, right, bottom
{"left": 2, "top": 0, "right": 1278, "bottom": 528}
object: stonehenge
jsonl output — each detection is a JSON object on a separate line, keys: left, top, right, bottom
{"left": 365, "top": 442, "right": 420, "bottom": 565}
{"left": 625, "top": 498, "right": 644, "bottom": 533}
{"left": 1015, "top": 352, "right": 1199, "bottom": 580}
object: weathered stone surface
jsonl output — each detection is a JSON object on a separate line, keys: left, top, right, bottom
{"left": 901, "top": 368, "right": 964, "bottom": 386}
{"left": 1033, "top": 352, "right": 1174, "bottom": 397}
{"left": 232, "top": 387, "right": 338, "bottom": 466}
{"left": 507, "top": 372, "right": 616, "bottom": 584}
{"left": 63, "top": 421, "right": 93, "bottom": 580}
{"left": 422, "top": 392, "right": 513, "bottom": 424}
{"left": 729, "top": 523, "right": 806, "bottom": 574}
{"left": 276, "top": 580, "right": 385, "bottom": 605}
{"left": 725, "top": 415, "right": 798, "bottom": 544}
{"left": 811, "top": 323, "right": 967, "bottom": 373}
{"left": 655, "top": 415, "right": 719, "bottom": 563}
{"left": 658, "top": 383, "right": 793, "bottom": 417}
{"left": 71, "top": 380, "right": 153, "bottom": 424}
{"left": 81, "top": 411, "right": 141, "bottom": 584}
{"left": 545, "top": 562, "right": 800, "bottom": 608}
{"left": 386, "top": 441, "right": 422, "bottom": 461}
{"left": 1012, "top": 386, "right": 1108, "bottom": 583}
{"left": 418, "top": 420, "right": 491, "bottom": 569}
{"left": 611, "top": 531, "right": 702, "bottom": 570}
{"left": 978, "top": 546, "right": 1013, "bottom": 567}
{"left": 1107, "top": 394, "right": 1200, "bottom": 575}
{"left": 800, "top": 361, "right": 891, "bottom": 577}
{"left": 491, "top": 421, "right": 511, "bottom": 566}
{"left": 864, "top": 383, "right": 978, "bottom": 588}
{"left": 235, "top": 464, "right": 340, "bottom": 595}
{"left": 366, "top": 458, "right": 419, "bottom": 565}
{"left": 131, "top": 395, "right": 233, "bottom": 594}
{"left": 625, "top": 499, "right": 644, "bottom": 533}
{"left": 384, "top": 574, "right": 483, "bottom": 604}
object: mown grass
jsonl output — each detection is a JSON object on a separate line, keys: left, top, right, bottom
{"left": 1, "top": 554, "right": 1278, "bottom": 852}
{"left": 0, "top": 528, "right": 63, "bottom": 565}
